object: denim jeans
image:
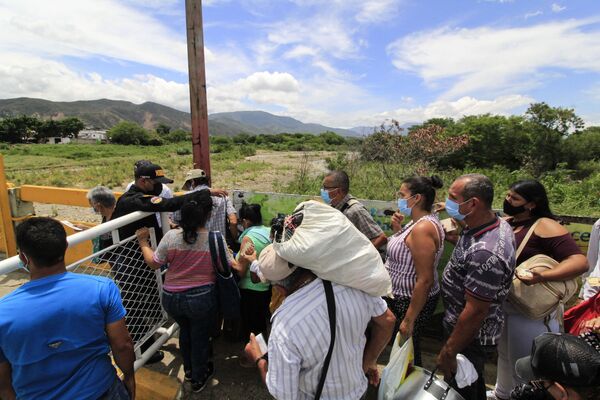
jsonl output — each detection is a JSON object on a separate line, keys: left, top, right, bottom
{"left": 98, "top": 375, "right": 130, "bottom": 400}
{"left": 162, "top": 284, "right": 217, "bottom": 382}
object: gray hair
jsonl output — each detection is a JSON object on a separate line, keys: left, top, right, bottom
{"left": 460, "top": 174, "right": 494, "bottom": 209}
{"left": 86, "top": 186, "right": 116, "bottom": 208}
{"left": 326, "top": 170, "right": 350, "bottom": 193}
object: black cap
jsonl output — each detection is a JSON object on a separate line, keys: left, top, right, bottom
{"left": 515, "top": 333, "right": 600, "bottom": 387}
{"left": 134, "top": 162, "right": 174, "bottom": 184}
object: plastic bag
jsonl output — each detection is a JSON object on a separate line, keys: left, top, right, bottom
{"left": 273, "top": 200, "right": 392, "bottom": 297}
{"left": 378, "top": 334, "right": 414, "bottom": 400}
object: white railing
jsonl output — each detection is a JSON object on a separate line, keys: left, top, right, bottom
{"left": 0, "top": 211, "right": 178, "bottom": 371}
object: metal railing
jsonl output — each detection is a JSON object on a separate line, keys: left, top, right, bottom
{"left": 0, "top": 210, "right": 177, "bottom": 371}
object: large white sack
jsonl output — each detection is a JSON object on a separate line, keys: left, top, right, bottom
{"left": 273, "top": 200, "right": 392, "bottom": 297}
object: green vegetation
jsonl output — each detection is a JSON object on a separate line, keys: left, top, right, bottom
{"left": 1, "top": 102, "right": 598, "bottom": 217}
{"left": 0, "top": 115, "right": 85, "bottom": 142}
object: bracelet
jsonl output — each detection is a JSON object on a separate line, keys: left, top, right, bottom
{"left": 255, "top": 353, "right": 268, "bottom": 366}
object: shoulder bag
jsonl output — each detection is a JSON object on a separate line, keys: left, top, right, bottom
{"left": 508, "top": 219, "right": 578, "bottom": 326}
{"left": 208, "top": 231, "right": 241, "bottom": 319}
{"left": 315, "top": 279, "right": 336, "bottom": 400}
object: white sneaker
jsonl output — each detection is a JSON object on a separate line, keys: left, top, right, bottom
{"left": 486, "top": 390, "right": 497, "bottom": 400}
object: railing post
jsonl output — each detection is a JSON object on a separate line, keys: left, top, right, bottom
{"left": 0, "top": 155, "right": 17, "bottom": 257}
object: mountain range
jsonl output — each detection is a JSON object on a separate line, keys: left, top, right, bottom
{"left": 0, "top": 97, "right": 368, "bottom": 137}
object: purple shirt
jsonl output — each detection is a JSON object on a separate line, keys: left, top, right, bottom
{"left": 441, "top": 217, "right": 516, "bottom": 346}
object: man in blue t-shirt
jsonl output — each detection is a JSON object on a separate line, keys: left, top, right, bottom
{"left": 0, "top": 217, "right": 135, "bottom": 400}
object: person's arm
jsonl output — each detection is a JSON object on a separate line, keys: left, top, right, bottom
{"left": 401, "top": 222, "right": 438, "bottom": 338}
{"left": 236, "top": 236, "right": 254, "bottom": 277}
{"left": 437, "top": 293, "right": 490, "bottom": 379}
{"left": 106, "top": 319, "right": 136, "bottom": 400}
{"left": 135, "top": 228, "right": 163, "bottom": 270}
{"left": 518, "top": 218, "right": 588, "bottom": 284}
{"left": 228, "top": 213, "right": 239, "bottom": 242}
{"left": 245, "top": 333, "right": 268, "bottom": 383}
{"left": 363, "top": 308, "right": 396, "bottom": 385}
{"left": 0, "top": 361, "right": 16, "bottom": 400}
{"left": 371, "top": 232, "right": 388, "bottom": 249}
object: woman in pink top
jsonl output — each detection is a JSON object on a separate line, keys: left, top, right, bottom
{"left": 385, "top": 175, "right": 445, "bottom": 366}
{"left": 137, "top": 192, "right": 234, "bottom": 393}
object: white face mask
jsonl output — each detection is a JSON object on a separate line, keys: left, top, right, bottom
{"left": 19, "top": 253, "right": 30, "bottom": 273}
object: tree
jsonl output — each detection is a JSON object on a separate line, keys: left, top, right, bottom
{"left": 524, "top": 102, "right": 584, "bottom": 175}
{"left": 563, "top": 126, "right": 600, "bottom": 168}
{"left": 108, "top": 121, "right": 153, "bottom": 145}
{"left": 156, "top": 123, "right": 171, "bottom": 137}
{"left": 0, "top": 115, "right": 40, "bottom": 143}
{"left": 59, "top": 117, "right": 85, "bottom": 138}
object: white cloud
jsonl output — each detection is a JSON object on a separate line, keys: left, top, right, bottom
{"left": 355, "top": 0, "right": 401, "bottom": 24}
{"left": 367, "top": 94, "right": 534, "bottom": 125}
{"left": 387, "top": 18, "right": 600, "bottom": 98}
{"left": 551, "top": 3, "right": 566, "bottom": 13}
{"left": 524, "top": 10, "right": 543, "bottom": 19}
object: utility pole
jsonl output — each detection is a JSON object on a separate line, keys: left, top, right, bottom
{"left": 185, "top": 0, "right": 211, "bottom": 182}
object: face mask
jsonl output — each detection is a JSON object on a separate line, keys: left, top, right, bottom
{"left": 503, "top": 198, "right": 527, "bottom": 216}
{"left": 320, "top": 188, "right": 332, "bottom": 204}
{"left": 19, "top": 253, "right": 30, "bottom": 273}
{"left": 397, "top": 195, "right": 416, "bottom": 217}
{"left": 445, "top": 198, "right": 472, "bottom": 221}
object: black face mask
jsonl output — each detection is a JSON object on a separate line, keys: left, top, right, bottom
{"left": 503, "top": 198, "right": 527, "bottom": 216}
{"left": 148, "top": 182, "right": 163, "bottom": 196}
{"left": 510, "top": 382, "right": 555, "bottom": 400}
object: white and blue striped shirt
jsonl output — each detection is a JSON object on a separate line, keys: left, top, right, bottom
{"left": 266, "top": 278, "right": 388, "bottom": 400}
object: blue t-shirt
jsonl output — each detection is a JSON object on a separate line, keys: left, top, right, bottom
{"left": 0, "top": 272, "right": 126, "bottom": 399}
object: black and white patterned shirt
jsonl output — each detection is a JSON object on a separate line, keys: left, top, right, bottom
{"left": 441, "top": 217, "right": 516, "bottom": 346}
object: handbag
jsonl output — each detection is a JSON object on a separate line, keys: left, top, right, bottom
{"left": 508, "top": 219, "right": 578, "bottom": 325}
{"left": 564, "top": 292, "right": 600, "bottom": 335}
{"left": 208, "top": 231, "right": 241, "bottom": 319}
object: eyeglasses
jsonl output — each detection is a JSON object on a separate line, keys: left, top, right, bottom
{"left": 322, "top": 186, "right": 338, "bottom": 190}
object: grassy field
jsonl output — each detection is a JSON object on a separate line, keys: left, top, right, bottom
{"left": 2, "top": 143, "right": 599, "bottom": 217}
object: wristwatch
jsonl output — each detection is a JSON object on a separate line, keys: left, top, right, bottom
{"left": 255, "top": 353, "right": 268, "bottom": 366}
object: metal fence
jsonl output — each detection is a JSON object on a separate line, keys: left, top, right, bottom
{"left": 0, "top": 210, "right": 177, "bottom": 370}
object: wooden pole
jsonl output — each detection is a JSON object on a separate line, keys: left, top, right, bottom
{"left": 0, "top": 155, "right": 17, "bottom": 256}
{"left": 185, "top": 0, "right": 211, "bottom": 182}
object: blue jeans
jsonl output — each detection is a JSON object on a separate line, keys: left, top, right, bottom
{"left": 162, "top": 284, "right": 217, "bottom": 382}
{"left": 98, "top": 375, "right": 130, "bottom": 400}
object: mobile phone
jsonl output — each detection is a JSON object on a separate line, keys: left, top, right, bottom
{"left": 255, "top": 333, "right": 268, "bottom": 356}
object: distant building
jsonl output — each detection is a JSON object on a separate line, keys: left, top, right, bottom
{"left": 45, "top": 137, "right": 71, "bottom": 144}
{"left": 75, "top": 129, "right": 108, "bottom": 144}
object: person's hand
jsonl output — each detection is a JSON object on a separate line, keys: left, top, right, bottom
{"left": 436, "top": 349, "right": 457, "bottom": 381}
{"left": 209, "top": 188, "right": 228, "bottom": 197}
{"left": 515, "top": 269, "right": 543, "bottom": 285}
{"left": 582, "top": 316, "right": 600, "bottom": 333}
{"left": 433, "top": 202, "right": 446, "bottom": 213}
{"left": 244, "top": 333, "right": 263, "bottom": 365}
{"left": 240, "top": 248, "right": 258, "bottom": 264}
{"left": 135, "top": 227, "right": 150, "bottom": 244}
{"left": 123, "top": 373, "right": 136, "bottom": 400}
{"left": 363, "top": 362, "right": 380, "bottom": 386}
{"left": 399, "top": 318, "right": 414, "bottom": 339}
{"left": 391, "top": 212, "right": 404, "bottom": 233}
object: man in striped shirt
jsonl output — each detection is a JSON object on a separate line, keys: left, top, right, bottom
{"left": 244, "top": 246, "right": 395, "bottom": 399}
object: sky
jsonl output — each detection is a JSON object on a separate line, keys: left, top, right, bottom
{"left": 1, "top": 0, "right": 599, "bottom": 128}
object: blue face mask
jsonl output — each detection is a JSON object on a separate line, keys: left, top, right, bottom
{"left": 320, "top": 188, "right": 332, "bottom": 204}
{"left": 397, "top": 195, "right": 416, "bottom": 217}
{"left": 445, "top": 197, "right": 472, "bottom": 221}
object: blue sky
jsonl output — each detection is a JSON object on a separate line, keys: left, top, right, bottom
{"left": 1, "top": 0, "right": 599, "bottom": 128}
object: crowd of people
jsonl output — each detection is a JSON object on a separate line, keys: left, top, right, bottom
{"left": 0, "top": 162, "right": 599, "bottom": 400}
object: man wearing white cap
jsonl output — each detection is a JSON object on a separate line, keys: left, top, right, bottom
{"left": 243, "top": 245, "right": 396, "bottom": 399}
{"left": 173, "top": 169, "right": 238, "bottom": 244}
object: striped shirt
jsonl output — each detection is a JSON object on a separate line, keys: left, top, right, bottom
{"left": 441, "top": 217, "right": 516, "bottom": 346}
{"left": 172, "top": 184, "right": 237, "bottom": 234}
{"left": 385, "top": 214, "right": 444, "bottom": 298}
{"left": 153, "top": 229, "right": 233, "bottom": 292}
{"left": 266, "top": 278, "right": 387, "bottom": 400}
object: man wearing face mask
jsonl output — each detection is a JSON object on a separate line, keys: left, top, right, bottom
{"left": 321, "top": 170, "right": 387, "bottom": 256}
{"left": 436, "top": 173, "right": 516, "bottom": 400}
{"left": 510, "top": 332, "right": 600, "bottom": 400}
{"left": 110, "top": 162, "right": 223, "bottom": 364}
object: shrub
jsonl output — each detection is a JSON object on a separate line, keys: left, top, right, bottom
{"left": 176, "top": 147, "right": 192, "bottom": 155}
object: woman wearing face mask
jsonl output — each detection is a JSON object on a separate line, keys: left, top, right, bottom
{"left": 235, "top": 203, "right": 272, "bottom": 366}
{"left": 86, "top": 186, "right": 117, "bottom": 252}
{"left": 384, "top": 175, "right": 445, "bottom": 366}
{"left": 491, "top": 179, "right": 589, "bottom": 400}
